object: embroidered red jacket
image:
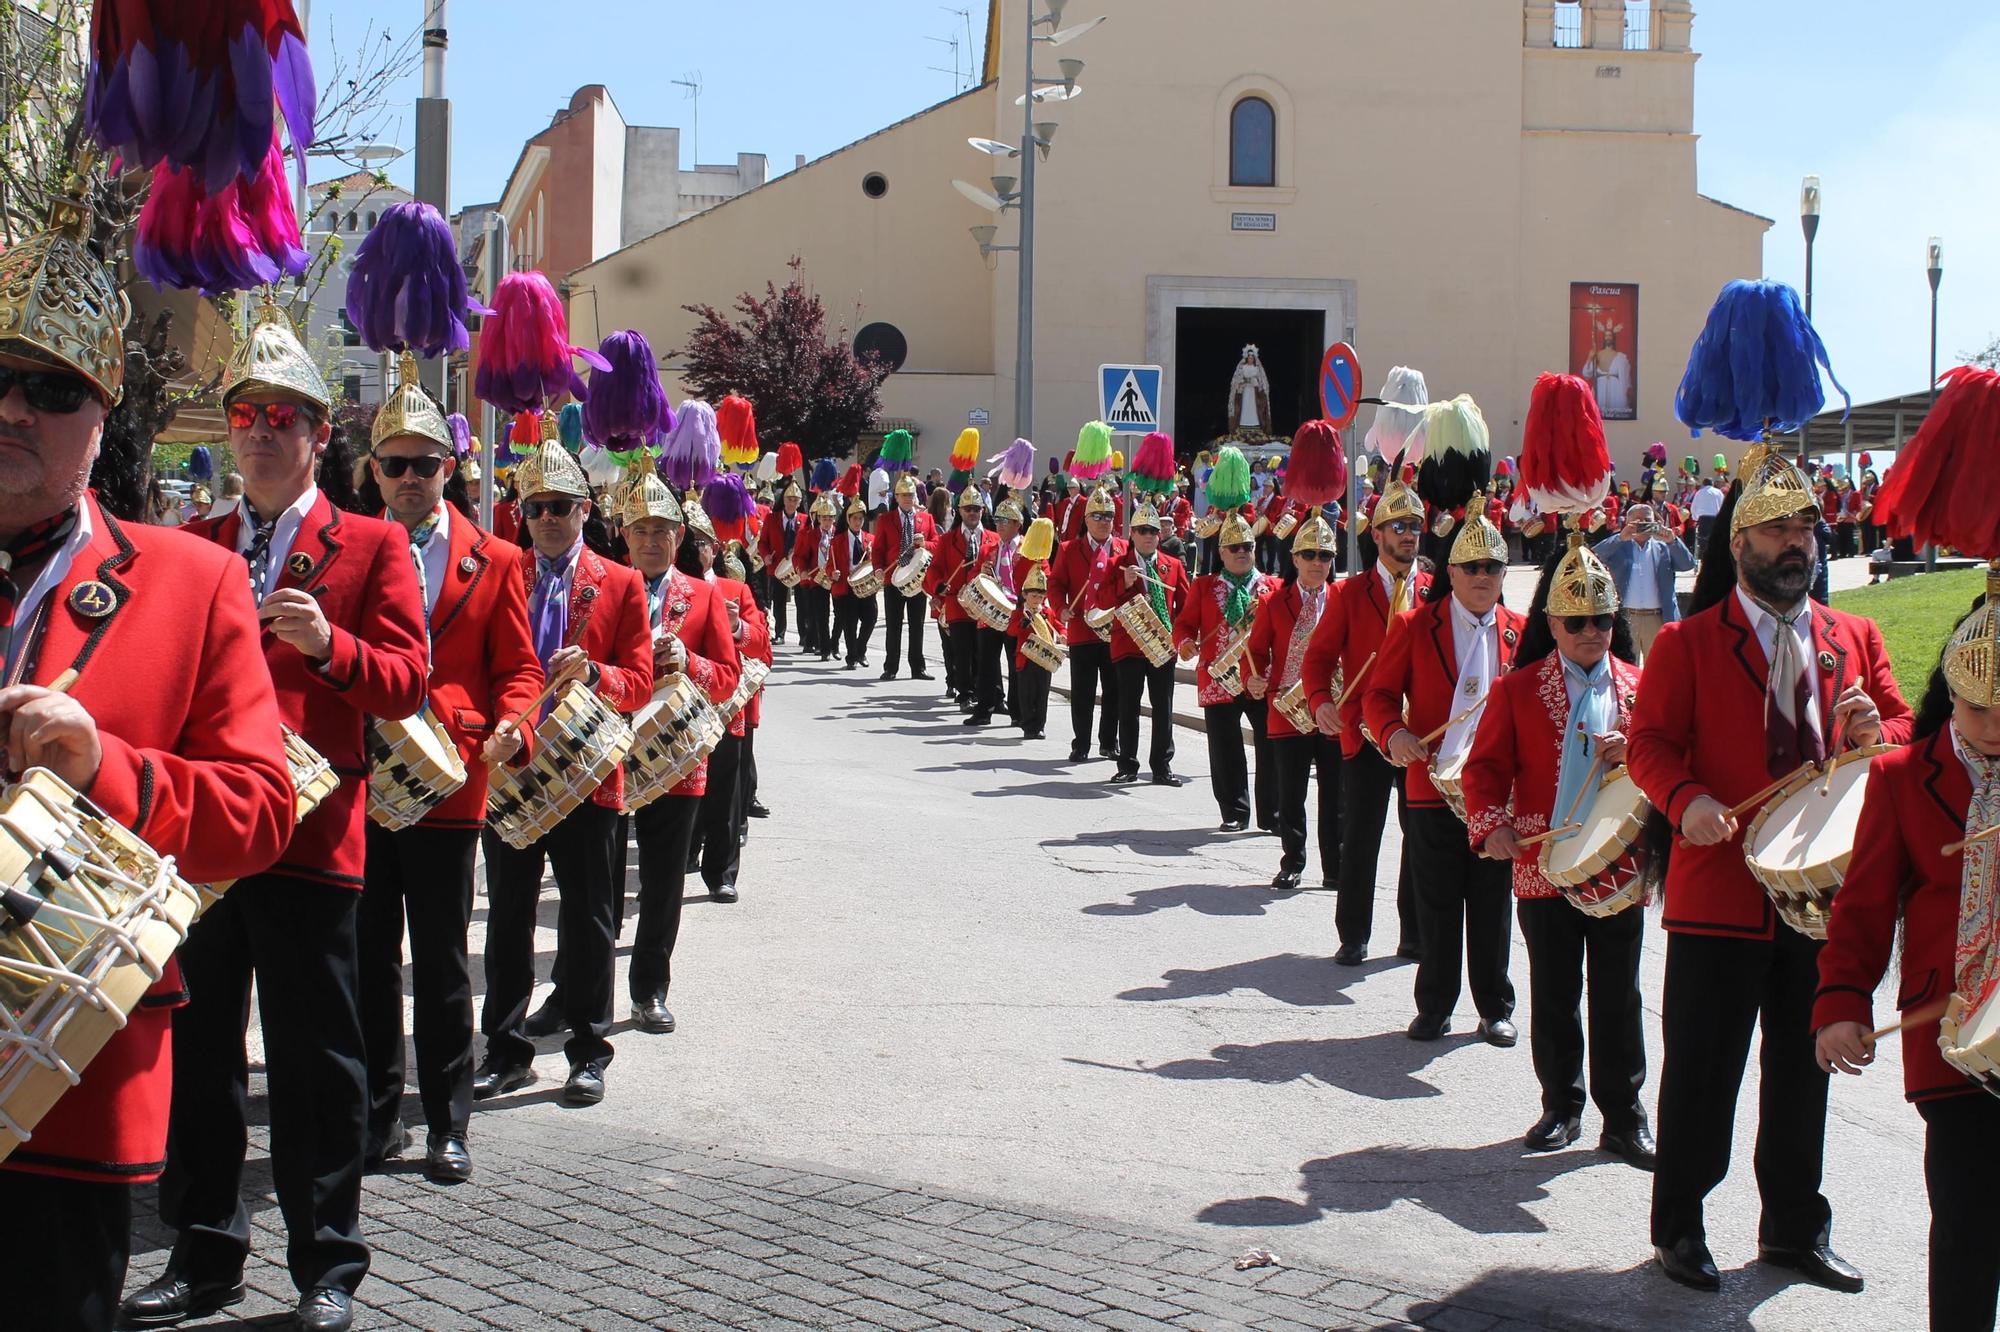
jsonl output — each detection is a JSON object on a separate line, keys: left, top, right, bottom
{"left": 709, "top": 573, "right": 769, "bottom": 734}
{"left": 758, "top": 501, "right": 805, "bottom": 568}
{"left": 828, "top": 525, "right": 873, "bottom": 597}
{"left": 1244, "top": 579, "right": 1332, "bottom": 737}
{"left": 1302, "top": 566, "right": 1434, "bottom": 759}
{"left": 1361, "top": 595, "right": 1526, "bottom": 808}
{"left": 791, "top": 520, "right": 836, "bottom": 585}
{"left": 871, "top": 505, "right": 939, "bottom": 572}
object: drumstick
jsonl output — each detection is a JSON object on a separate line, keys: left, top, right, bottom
{"left": 48, "top": 669, "right": 78, "bottom": 694}
{"left": 1514, "top": 822, "right": 1585, "bottom": 851}
{"left": 1721, "top": 761, "right": 1819, "bottom": 823}
{"left": 490, "top": 667, "right": 577, "bottom": 752}
{"left": 1869, "top": 997, "right": 1951, "bottom": 1045}
{"left": 1335, "top": 652, "right": 1377, "bottom": 709}
{"left": 1418, "top": 696, "right": 1486, "bottom": 749}
{"left": 1941, "top": 824, "right": 2000, "bottom": 858}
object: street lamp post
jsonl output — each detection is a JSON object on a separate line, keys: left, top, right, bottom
{"left": 414, "top": 0, "right": 452, "bottom": 403}
{"left": 1799, "top": 175, "right": 1820, "bottom": 467}
{"left": 1925, "top": 236, "right": 1943, "bottom": 572}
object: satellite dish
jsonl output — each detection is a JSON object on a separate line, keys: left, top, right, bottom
{"left": 854, "top": 322, "right": 908, "bottom": 374}
{"left": 952, "top": 179, "right": 1005, "bottom": 212}
{"left": 967, "top": 136, "right": 1019, "bottom": 157}
{"left": 1015, "top": 85, "right": 1083, "bottom": 107}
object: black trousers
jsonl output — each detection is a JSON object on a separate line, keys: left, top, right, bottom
{"left": 946, "top": 619, "right": 978, "bottom": 701}
{"left": 359, "top": 822, "right": 477, "bottom": 1149}
{"left": 1068, "top": 639, "right": 1121, "bottom": 754}
{"left": 4, "top": 1172, "right": 130, "bottom": 1332}
{"left": 761, "top": 571, "right": 790, "bottom": 641}
{"left": 1516, "top": 895, "right": 1646, "bottom": 1131}
{"left": 1203, "top": 694, "right": 1273, "bottom": 828}
{"left": 693, "top": 730, "right": 744, "bottom": 891}
{"left": 1273, "top": 732, "right": 1341, "bottom": 880}
{"left": 1650, "top": 927, "right": 1833, "bottom": 1250}
{"left": 162, "top": 874, "right": 370, "bottom": 1296}
{"left": 629, "top": 794, "right": 702, "bottom": 1000}
{"left": 797, "top": 585, "right": 830, "bottom": 654}
{"left": 1337, "top": 744, "right": 1419, "bottom": 951}
{"left": 1406, "top": 805, "right": 1515, "bottom": 1023}
{"left": 481, "top": 801, "right": 619, "bottom": 1069}
{"left": 742, "top": 723, "right": 759, "bottom": 808}
{"left": 832, "top": 591, "right": 875, "bottom": 664}
{"left": 974, "top": 625, "right": 1013, "bottom": 715}
{"left": 1113, "top": 654, "right": 1177, "bottom": 777}
{"left": 1921, "top": 1093, "right": 2000, "bottom": 1332}
{"left": 1017, "top": 656, "right": 1052, "bottom": 734}
{"left": 882, "top": 587, "right": 926, "bottom": 675}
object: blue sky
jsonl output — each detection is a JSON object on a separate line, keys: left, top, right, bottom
{"left": 316, "top": 0, "right": 1993, "bottom": 405}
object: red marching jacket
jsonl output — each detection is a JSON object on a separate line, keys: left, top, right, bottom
{"left": 1628, "top": 591, "right": 1913, "bottom": 939}
{"left": 828, "top": 525, "right": 873, "bottom": 597}
{"left": 709, "top": 574, "right": 769, "bottom": 735}
{"left": 650, "top": 567, "right": 741, "bottom": 798}
{"left": 1172, "top": 570, "right": 1276, "bottom": 708}
{"left": 11, "top": 495, "right": 294, "bottom": 1184}
{"left": 1060, "top": 492, "right": 1124, "bottom": 543}
{"left": 188, "top": 491, "right": 428, "bottom": 889}
{"left": 925, "top": 522, "right": 999, "bottom": 626}
{"left": 418, "top": 514, "right": 544, "bottom": 827}
{"left": 758, "top": 502, "right": 804, "bottom": 568}
{"left": 1303, "top": 566, "right": 1434, "bottom": 760}
{"left": 871, "top": 506, "right": 938, "bottom": 572}
{"left": 1362, "top": 595, "right": 1526, "bottom": 808}
{"left": 1813, "top": 729, "right": 1982, "bottom": 1103}
{"left": 1044, "top": 533, "right": 1128, "bottom": 646}
{"left": 1243, "top": 579, "right": 1330, "bottom": 737}
{"left": 1461, "top": 652, "right": 1643, "bottom": 899}
{"left": 521, "top": 545, "right": 654, "bottom": 810}
{"left": 1091, "top": 547, "right": 1190, "bottom": 663}
{"left": 792, "top": 520, "right": 835, "bottom": 584}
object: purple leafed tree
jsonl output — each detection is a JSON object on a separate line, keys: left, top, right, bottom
{"left": 674, "top": 257, "right": 887, "bottom": 461}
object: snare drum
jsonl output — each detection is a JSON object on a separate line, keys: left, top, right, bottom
{"left": 1743, "top": 745, "right": 1889, "bottom": 939}
{"left": 1538, "top": 767, "right": 1653, "bottom": 917}
{"left": 367, "top": 709, "right": 468, "bottom": 831}
{"left": 1193, "top": 512, "right": 1224, "bottom": 540}
{"left": 1082, "top": 605, "right": 1116, "bottom": 644}
{"left": 1272, "top": 511, "right": 1299, "bottom": 540}
{"left": 773, "top": 556, "right": 801, "bottom": 590}
{"left": 1430, "top": 746, "right": 1470, "bottom": 823}
{"left": 1939, "top": 992, "right": 2000, "bottom": 1094}
{"left": 283, "top": 727, "right": 339, "bottom": 821}
{"left": 487, "top": 681, "right": 635, "bottom": 850}
{"left": 847, "top": 562, "right": 885, "bottom": 599}
{"left": 1274, "top": 681, "right": 1314, "bottom": 735}
{"left": 959, "top": 575, "right": 1017, "bottom": 633}
{"left": 624, "top": 675, "right": 727, "bottom": 812}
{"left": 0, "top": 770, "right": 202, "bottom": 1160}
{"left": 719, "top": 658, "right": 771, "bottom": 726}
{"left": 891, "top": 546, "right": 933, "bottom": 597}
{"left": 1113, "top": 597, "right": 1175, "bottom": 667}
{"left": 1023, "top": 626, "right": 1066, "bottom": 673}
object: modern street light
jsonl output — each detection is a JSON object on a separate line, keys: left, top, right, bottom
{"left": 1925, "top": 235, "right": 1943, "bottom": 571}
{"left": 1799, "top": 174, "right": 1820, "bottom": 466}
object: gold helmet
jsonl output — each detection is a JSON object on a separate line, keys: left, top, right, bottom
{"left": 995, "top": 497, "right": 1026, "bottom": 524}
{"left": 462, "top": 456, "right": 483, "bottom": 484}
{"left": 1448, "top": 488, "right": 1507, "bottom": 565}
{"left": 0, "top": 174, "right": 127, "bottom": 404}
{"left": 893, "top": 473, "right": 919, "bottom": 497}
{"left": 514, "top": 441, "right": 590, "bottom": 500}
{"left": 1021, "top": 563, "right": 1050, "bottom": 596}
{"left": 1544, "top": 529, "right": 1620, "bottom": 617}
{"left": 1371, "top": 476, "right": 1425, "bottom": 530}
{"left": 722, "top": 542, "right": 749, "bottom": 582}
{"left": 223, "top": 293, "right": 332, "bottom": 411}
{"left": 1084, "top": 487, "right": 1118, "bottom": 518}
{"left": 1128, "top": 503, "right": 1162, "bottom": 531}
{"left": 810, "top": 492, "right": 837, "bottom": 519}
{"left": 782, "top": 479, "right": 802, "bottom": 502}
{"left": 682, "top": 496, "right": 718, "bottom": 541}
{"left": 1290, "top": 514, "right": 1336, "bottom": 555}
{"left": 1944, "top": 566, "right": 2000, "bottom": 708}
{"left": 1218, "top": 512, "right": 1255, "bottom": 548}
{"left": 619, "top": 472, "right": 684, "bottom": 526}
{"left": 846, "top": 492, "right": 869, "bottom": 517}
{"left": 956, "top": 486, "right": 983, "bottom": 510}
{"left": 370, "top": 352, "right": 451, "bottom": 451}
{"left": 1732, "top": 443, "right": 1818, "bottom": 534}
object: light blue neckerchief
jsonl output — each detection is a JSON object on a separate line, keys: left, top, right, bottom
{"left": 1552, "top": 654, "right": 1614, "bottom": 842}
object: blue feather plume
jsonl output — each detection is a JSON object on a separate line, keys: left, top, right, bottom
{"left": 1675, "top": 280, "right": 1849, "bottom": 441}
{"left": 810, "top": 457, "right": 838, "bottom": 491}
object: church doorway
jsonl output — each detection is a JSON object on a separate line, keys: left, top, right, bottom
{"left": 1172, "top": 306, "right": 1324, "bottom": 457}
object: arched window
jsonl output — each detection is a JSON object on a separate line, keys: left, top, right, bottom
{"left": 365, "top": 210, "right": 378, "bottom": 230}
{"left": 534, "top": 192, "right": 546, "bottom": 264}
{"left": 1229, "top": 97, "right": 1276, "bottom": 188}
{"left": 345, "top": 211, "right": 358, "bottom": 232}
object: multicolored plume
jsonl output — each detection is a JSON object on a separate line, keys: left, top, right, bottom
{"left": 343, "top": 202, "right": 489, "bottom": 358}
{"left": 1675, "top": 279, "right": 1847, "bottom": 440}
{"left": 1130, "top": 431, "right": 1178, "bottom": 497}
{"left": 134, "top": 131, "right": 307, "bottom": 294}
{"left": 583, "top": 330, "right": 673, "bottom": 459}
{"left": 1874, "top": 366, "right": 2000, "bottom": 559}
{"left": 716, "top": 393, "right": 760, "bottom": 467}
{"left": 988, "top": 437, "right": 1035, "bottom": 489}
{"left": 1414, "top": 395, "right": 1492, "bottom": 517}
{"left": 1069, "top": 421, "right": 1114, "bottom": 481}
{"left": 1364, "top": 366, "right": 1429, "bottom": 462}
{"left": 1519, "top": 373, "right": 1611, "bottom": 515}
{"left": 776, "top": 441, "right": 804, "bottom": 475}
{"left": 86, "top": 0, "right": 318, "bottom": 194}
{"left": 1283, "top": 419, "right": 1347, "bottom": 506}
{"left": 1207, "top": 446, "right": 1252, "bottom": 511}
{"left": 659, "top": 398, "right": 720, "bottom": 491}
{"left": 473, "top": 271, "right": 610, "bottom": 415}
{"left": 878, "top": 426, "right": 916, "bottom": 475}
{"left": 946, "top": 428, "right": 979, "bottom": 487}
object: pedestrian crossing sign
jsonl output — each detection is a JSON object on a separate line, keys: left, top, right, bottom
{"left": 1098, "top": 364, "right": 1163, "bottom": 435}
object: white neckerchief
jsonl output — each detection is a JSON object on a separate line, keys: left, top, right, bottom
{"left": 7, "top": 498, "right": 94, "bottom": 677}
{"left": 1439, "top": 594, "right": 1498, "bottom": 763}
{"left": 417, "top": 503, "right": 451, "bottom": 618}
{"left": 236, "top": 484, "right": 320, "bottom": 598}
{"left": 1736, "top": 586, "right": 1823, "bottom": 738}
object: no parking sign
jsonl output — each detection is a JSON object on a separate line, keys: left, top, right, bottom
{"left": 1319, "top": 342, "right": 1364, "bottom": 429}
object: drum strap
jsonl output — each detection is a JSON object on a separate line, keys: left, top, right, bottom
{"left": 1953, "top": 723, "right": 2000, "bottom": 1009}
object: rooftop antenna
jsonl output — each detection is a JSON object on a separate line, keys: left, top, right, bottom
{"left": 924, "top": 32, "right": 963, "bottom": 94}
{"left": 672, "top": 71, "right": 702, "bottom": 165}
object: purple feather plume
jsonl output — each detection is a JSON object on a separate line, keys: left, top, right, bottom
{"left": 344, "top": 202, "right": 489, "bottom": 358}
{"left": 659, "top": 399, "right": 720, "bottom": 491}
{"left": 446, "top": 413, "right": 471, "bottom": 460}
{"left": 987, "top": 437, "right": 1036, "bottom": 489}
{"left": 583, "top": 330, "right": 673, "bottom": 449}
{"left": 702, "top": 472, "right": 757, "bottom": 524}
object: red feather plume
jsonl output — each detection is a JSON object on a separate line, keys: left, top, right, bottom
{"left": 836, "top": 463, "right": 863, "bottom": 497}
{"left": 1284, "top": 419, "right": 1348, "bottom": 506}
{"left": 1519, "top": 372, "right": 1612, "bottom": 515}
{"left": 776, "top": 441, "right": 804, "bottom": 475}
{"left": 1874, "top": 366, "right": 2000, "bottom": 560}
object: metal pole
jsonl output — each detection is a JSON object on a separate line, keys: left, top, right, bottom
{"left": 478, "top": 213, "right": 507, "bottom": 533}
{"left": 1013, "top": 1, "right": 1035, "bottom": 444}
{"left": 1925, "top": 265, "right": 1941, "bottom": 571}
{"left": 414, "top": 0, "right": 451, "bottom": 402}
{"left": 1799, "top": 222, "right": 1816, "bottom": 466}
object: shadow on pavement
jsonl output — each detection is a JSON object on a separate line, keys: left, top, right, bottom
{"left": 1198, "top": 1138, "right": 1615, "bottom": 1234}
{"left": 1042, "top": 826, "right": 1238, "bottom": 858}
{"left": 972, "top": 779, "right": 1118, "bottom": 801}
{"left": 1071, "top": 1026, "right": 1466, "bottom": 1100}
{"left": 917, "top": 756, "right": 1080, "bottom": 778}
{"left": 1083, "top": 882, "right": 1301, "bottom": 917}
{"left": 1116, "top": 951, "right": 1393, "bottom": 1006}
{"left": 1414, "top": 1261, "right": 1764, "bottom": 1332}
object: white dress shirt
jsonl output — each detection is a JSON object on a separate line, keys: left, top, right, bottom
{"left": 416, "top": 503, "right": 452, "bottom": 618}
{"left": 235, "top": 484, "right": 321, "bottom": 600}
{"left": 7, "top": 499, "right": 94, "bottom": 678}
{"left": 1439, "top": 595, "right": 1499, "bottom": 762}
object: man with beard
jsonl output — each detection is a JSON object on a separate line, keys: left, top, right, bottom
{"left": 1629, "top": 445, "right": 1911, "bottom": 1296}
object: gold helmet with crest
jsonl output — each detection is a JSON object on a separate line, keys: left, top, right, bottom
{"left": 1371, "top": 474, "right": 1424, "bottom": 530}
{"left": 1448, "top": 487, "right": 1507, "bottom": 565}
{"left": 1731, "top": 443, "right": 1818, "bottom": 535}
{"left": 514, "top": 439, "right": 590, "bottom": 500}
{"left": 371, "top": 352, "right": 451, "bottom": 450}
{"left": 619, "top": 472, "right": 683, "bottom": 526}
{"left": 224, "top": 292, "right": 332, "bottom": 410}
{"left": 1290, "top": 513, "right": 1336, "bottom": 555}
{"left": 0, "top": 166, "right": 128, "bottom": 404}
{"left": 1084, "top": 487, "right": 1118, "bottom": 518}
{"left": 1218, "top": 512, "right": 1255, "bottom": 547}
{"left": 1544, "top": 531, "right": 1620, "bottom": 616}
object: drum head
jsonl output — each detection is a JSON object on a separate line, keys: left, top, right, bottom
{"left": 1748, "top": 751, "right": 1873, "bottom": 874}
{"left": 1543, "top": 770, "right": 1645, "bottom": 879}
{"left": 1964, "top": 994, "right": 2000, "bottom": 1049}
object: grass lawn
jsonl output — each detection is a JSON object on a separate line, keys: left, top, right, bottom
{"left": 1831, "top": 567, "right": 1987, "bottom": 701}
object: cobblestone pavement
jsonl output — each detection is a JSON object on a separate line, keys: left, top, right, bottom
{"left": 129, "top": 1106, "right": 1557, "bottom": 1332}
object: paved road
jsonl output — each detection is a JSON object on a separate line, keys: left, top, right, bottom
{"left": 176, "top": 552, "right": 1925, "bottom": 1330}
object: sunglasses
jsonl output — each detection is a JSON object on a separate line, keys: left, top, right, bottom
{"left": 0, "top": 364, "right": 94, "bottom": 414}
{"left": 1384, "top": 520, "right": 1419, "bottom": 536}
{"left": 373, "top": 454, "right": 448, "bottom": 479}
{"left": 1221, "top": 543, "right": 1253, "bottom": 554}
{"left": 1295, "top": 550, "right": 1333, "bottom": 563}
{"left": 522, "top": 498, "right": 580, "bottom": 520}
{"left": 1561, "top": 614, "right": 1616, "bottom": 634}
{"left": 1457, "top": 560, "right": 1505, "bottom": 577}
{"left": 228, "top": 400, "right": 316, "bottom": 431}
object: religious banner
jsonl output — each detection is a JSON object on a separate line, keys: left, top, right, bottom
{"left": 1570, "top": 283, "right": 1638, "bottom": 421}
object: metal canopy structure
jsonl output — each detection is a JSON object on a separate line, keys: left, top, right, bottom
{"left": 1771, "top": 388, "right": 1936, "bottom": 467}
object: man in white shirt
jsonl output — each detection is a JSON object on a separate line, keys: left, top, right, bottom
{"left": 1689, "top": 478, "right": 1724, "bottom": 550}
{"left": 866, "top": 456, "right": 891, "bottom": 515}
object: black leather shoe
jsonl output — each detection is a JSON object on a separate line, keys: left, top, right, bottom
{"left": 1480, "top": 1017, "right": 1519, "bottom": 1048}
{"left": 1758, "top": 1243, "right": 1864, "bottom": 1294}
{"left": 295, "top": 1286, "right": 353, "bottom": 1332}
{"left": 711, "top": 882, "right": 739, "bottom": 903}
{"left": 364, "top": 1121, "right": 411, "bottom": 1171}
{"left": 1320, "top": 877, "right": 1339, "bottom": 892}
{"left": 1108, "top": 770, "right": 1139, "bottom": 785}
{"left": 1069, "top": 746, "right": 1090, "bottom": 762}
{"left": 633, "top": 993, "right": 677, "bottom": 1033}
{"left": 1271, "top": 869, "right": 1303, "bottom": 891}
{"left": 118, "top": 1275, "right": 245, "bottom": 1326}
{"left": 564, "top": 1059, "right": 607, "bottom": 1106}
{"left": 913, "top": 670, "right": 934, "bottom": 681}
{"left": 1524, "top": 1111, "right": 1581, "bottom": 1151}
{"left": 1218, "top": 819, "right": 1247, "bottom": 832}
{"left": 1407, "top": 1013, "right": 1451, "bottom": 1041}
{"left": 1151, "top": 772, "right": 1187, "bottom": 788}
{"left": 1333, "top": 943, "right": 1367, "bottom": 966}
{"left": 1396, "top": 942, "right": 1424, "bottom": 961}
{"left": 746, "top": 801, "right": 771, "bottom": 819}
{"left": 967, "top": 711, "right": 992, "bottom": 726}
{"left": 880, "top": 668, "right": 897, "bottom": 680}
{"left": 1656, "top": 1237, "right": 1721, "bottom": 1292}
{"left": 1599, "top": 1124, "right": 1657, "bottom": 1171}
{"left": 521, "top": 998, "right": 563, "bottom": 1038}
{"left": 1024, "top": 729, "right": 1044, "bottom": 740}
{"left": 471, "top": 1058, "right": 535, "bottom": 1101}
{"left": 423, "top": 1133, "right": 472, "bottom": 1184}
{"left": 1098, "top": 743, "right": 1116, "bottom": 759}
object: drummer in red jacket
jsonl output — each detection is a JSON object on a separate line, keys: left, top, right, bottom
{"left": 1462, "top": 535, "right": 1652, "bottom": 1168}
{"left": 474, "top": 438, "right": 652, "bottom": 1112}
{"left": 1244, "top": 515, "right": 1341, "bottom": 889}
{"left": 355, "top": 368, "right": 543, "bottom": 1187}
{"left": 1172, "top": 511, "right": 1278, "bottom": 832}
{"left": 1046, "top": 488, "right": 1127, "bottom": 761}
{"left": 1629, "top": 445, "right": 1910, "bottom": 1296}
{"left": 0, "top": 204, "right": 294, "bottom": 1332}
{"left": 1094, "top": 503, "right": 1191, "bottom": 785}
{"left": 925, "top": 488, "right": 997, "bottom": 711}
{"left": 681, "top": 498, "right": 769, "bottom": 903}
{"left": 1815, "top": 594, "right": 2000, "bottom": 1331}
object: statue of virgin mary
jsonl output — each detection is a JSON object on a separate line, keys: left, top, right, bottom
{"left": 1227, "top": 343, "right": 1272, "bottom": 437}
